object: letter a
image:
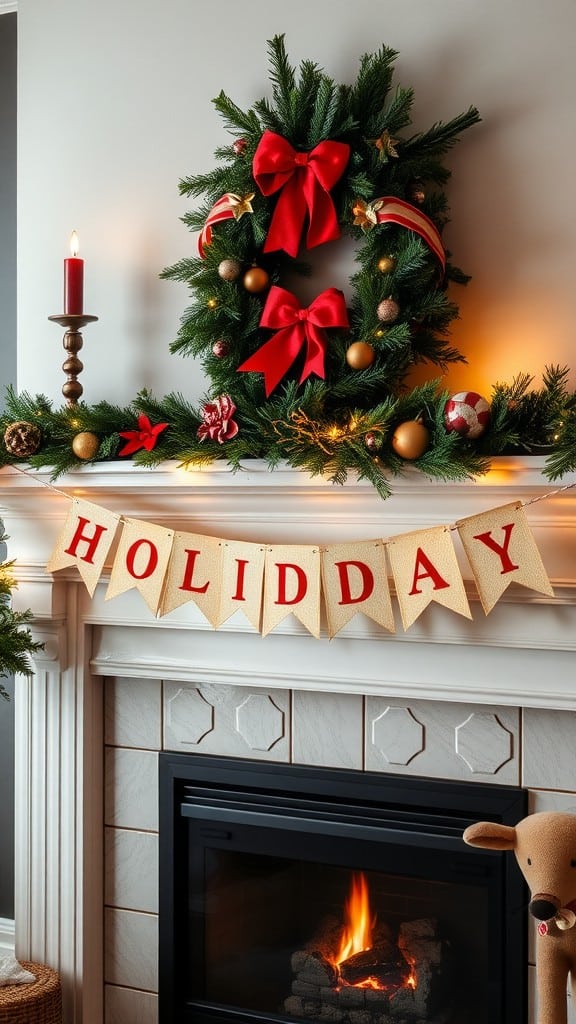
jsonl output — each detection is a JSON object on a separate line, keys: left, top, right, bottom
{"left": 409, "top": 547, "right": 450, "bottom": 596}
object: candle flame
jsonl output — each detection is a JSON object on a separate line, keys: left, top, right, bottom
{"left": 69, "top": 231, "right": 79, "bottom": 257}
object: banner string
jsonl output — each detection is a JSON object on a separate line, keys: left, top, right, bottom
{"left": 3, "top": 462, "right": 576, "bottom": 536}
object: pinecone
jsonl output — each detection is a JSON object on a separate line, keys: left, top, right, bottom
{"left": 3, "top": 420, "right": 43, "bottom": 457}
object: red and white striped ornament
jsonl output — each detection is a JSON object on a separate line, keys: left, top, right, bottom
{"left": 444, "top": 391, "right": 491, "bottom": 439}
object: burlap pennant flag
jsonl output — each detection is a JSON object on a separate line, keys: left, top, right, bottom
{"left": 262, "top": 544, "right": 321, "bottom": 638}
{"left": 47, "top": 498, "right": 121, "bottom": 597}
{"left": 217, "top": 539, "right": 266, "bottom": 631}
{"left": 321, "top": 540, "right": 395, "bottom": 638}
{"left": 387, "top": 525, "right": 472, "bottom": 630}
{"left": 456, "top": 501, "right": 554, "bottom": 614}
{"left": 160, "top": 531, "right": 223, "bottom": 624}
{"left": 106, "top": 518, "right": 174, "bottom": 614}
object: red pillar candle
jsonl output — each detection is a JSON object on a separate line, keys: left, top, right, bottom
{"left": 64, "top": 231, "right": 84, "bottom": 315}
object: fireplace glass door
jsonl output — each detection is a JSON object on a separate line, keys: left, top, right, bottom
{"left": 159, "top": 754, "right": 527, "bottom": 1024}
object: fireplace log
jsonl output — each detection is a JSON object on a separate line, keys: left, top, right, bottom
{"left": 339, "top": 943, "right": 410, "bottom": 989}
{"left": 296, "top": 951, "right": 339, "bottom": 987}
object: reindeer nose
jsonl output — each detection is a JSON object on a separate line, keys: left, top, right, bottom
{"left": 530, "top": 893, "right": 560, "bottom": 921}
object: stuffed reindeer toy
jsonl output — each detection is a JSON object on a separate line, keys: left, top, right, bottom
{"left": 464, "top": 811, "right": 576, "bottom": 1024}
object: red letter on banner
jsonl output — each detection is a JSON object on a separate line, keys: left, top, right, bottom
{"left": 275, "top": 563, "right": 308, "bottom": 605}
{"left": 231, "top": 558, "right": 249, "bottom": 602}
{"left": 125, "top": 539, "right": 159, "bottom": 580}
{"left": 64, "top": 516, "right": 109, "bottom": 564}
{"left": 334, "top": 560, "right": 375, "bottom": 605}
{"left": 179, "top": 549, "right": 210, "bottom": 594}
{"left": 409, "top": 547, "right": 450, "bottom": 596}
{"left": 472, "top": 523, "right": 519, "bottom": 574}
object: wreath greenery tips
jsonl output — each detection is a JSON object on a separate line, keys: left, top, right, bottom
{"left": 160, "top": 34, "right": 485, "bottom": 491}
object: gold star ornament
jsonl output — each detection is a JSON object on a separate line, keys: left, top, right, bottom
{"left": 229, "top": 193, "right": 255, "bottom": 219}
{"left": 351, "top": 198, "right": 384, "bottom": 233}
{"left": 371, "top": 130, "right": 399, "bottom": 162}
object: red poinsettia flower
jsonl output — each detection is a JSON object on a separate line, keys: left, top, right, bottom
{"left": 118, "top": 414, "right": 169, "bottom": 456}
{"left": 197, "top": 394, "right": 239, "bottom": 444}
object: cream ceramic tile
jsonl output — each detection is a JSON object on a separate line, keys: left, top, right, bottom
{"left": 529, "top": 790, "right": 576, "bottom": 815}
{"left": 292, "top": 691, "right": 363, "bottom": 769}
{"left": 105, "top": 984, "right": 158, "bottom": 1024}
{"left": 105, "top": 748, "right": 158, "bottom": 831}
{"left": 365, "top": 697, "right": 520, "bottom": 784}
{"left": 105, "top": 677, "right": 162, "bottom": 750}
{"left": 105, "top": 828, "right": 158, "bottom": 913}
{"left": 163, "top": 682, "right": 290, "bottom": 761}
{"left": 523, "top": 708, "right": 576, "bottom": 790}
{"left": 104, "top": 908, "right": 158, "bottom": 992}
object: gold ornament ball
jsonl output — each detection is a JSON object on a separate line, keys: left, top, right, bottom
{"left": 218, "top": 259, "right": 242, "bottom": 282}
{"left": 346, "top": 341, "right": 376, "bottom": 370}
{"left": 391, "top": 419, "right": 430, "bottom": 460}
{"left": 243, "top": 266, "right": 270, "bottom": 294}
{"left": 377, "top": 255, "right": 397, "bottom": 274}
{"left": 72, "top": 431, "right": 100, "bottom": 460}
{"left": 377, "top": 297, "right": 400, "bottom": 323}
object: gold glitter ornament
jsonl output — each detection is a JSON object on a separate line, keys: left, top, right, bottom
{"left": 377, "top": 255, "right": 397, "bottom": 274}
{"left": 377, "top": 297, "right": 400, "bottom": 323}
{"left": 218, "top": 259, "right": 242, "bottom": 282}
{"left": 72, "top": 431, "right": 101, "bottom": 460}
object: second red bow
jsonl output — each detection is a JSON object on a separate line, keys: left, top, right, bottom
{"left": 237, "top": 285, "right": 350, "bottom": 396}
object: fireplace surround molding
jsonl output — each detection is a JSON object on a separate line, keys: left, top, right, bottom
{"left": 1, "top": 456, "right": 576, "bottom": 1023}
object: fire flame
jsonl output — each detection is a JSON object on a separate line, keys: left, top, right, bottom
{"left": 334, "top": 872, "right": 375, "bottom": 965}
{"left": 330, "top": 872, "right": 418, "bottom": 995}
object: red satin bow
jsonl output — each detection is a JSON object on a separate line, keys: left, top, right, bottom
{"left": 237, "top": 285, "right": 349, "bottom": 396}
{"left": 253, "top": 130, "right": 350, "bottom": 257}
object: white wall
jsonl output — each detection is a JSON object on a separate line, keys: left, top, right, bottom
{"left": 17, "top": 0, "right": 576, "bottom": 407}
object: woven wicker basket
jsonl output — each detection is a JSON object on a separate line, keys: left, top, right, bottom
{"left": 0, "top": 961, "right": 62, "bottom": 1023}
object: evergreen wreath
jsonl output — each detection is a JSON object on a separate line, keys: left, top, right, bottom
{"left": 2, "top": 36, "right": 576, "bottom": 495}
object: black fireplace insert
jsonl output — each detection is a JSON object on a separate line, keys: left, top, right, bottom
{"left": 158, "top": 754, "right": 527, "bottom": 1024}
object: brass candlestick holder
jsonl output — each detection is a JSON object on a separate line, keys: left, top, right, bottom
{"left": 48, "top": 313, "right": 99, "bottom": 405}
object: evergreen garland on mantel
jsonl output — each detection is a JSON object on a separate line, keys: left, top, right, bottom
{"left": 1, "top": 37, "right": 576, "bottom": 497}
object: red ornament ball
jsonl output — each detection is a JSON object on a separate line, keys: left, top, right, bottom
{"left": 243, "top": 266, "right": 269, "bottom": 293}
{"left": 444, "top": 391, "right": 491, "bottom": 439}
{"left": 233, "top": 138, "right": 247, "bottom": 156}
{"left": 364, "top": 431, "right": 383, "bottom": 452}
{"left": 212, "top": 340, "right": 230, "bottom": 358}
{"left": 376, "top": 297, "right": 400, "bottom": 323}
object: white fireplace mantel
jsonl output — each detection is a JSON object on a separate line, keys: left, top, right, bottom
{"left": 1, "top": 456, "right": 576, "bottom": 1023}
{"left": 1, "top": 456, "right": 576, "bottom": 707}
